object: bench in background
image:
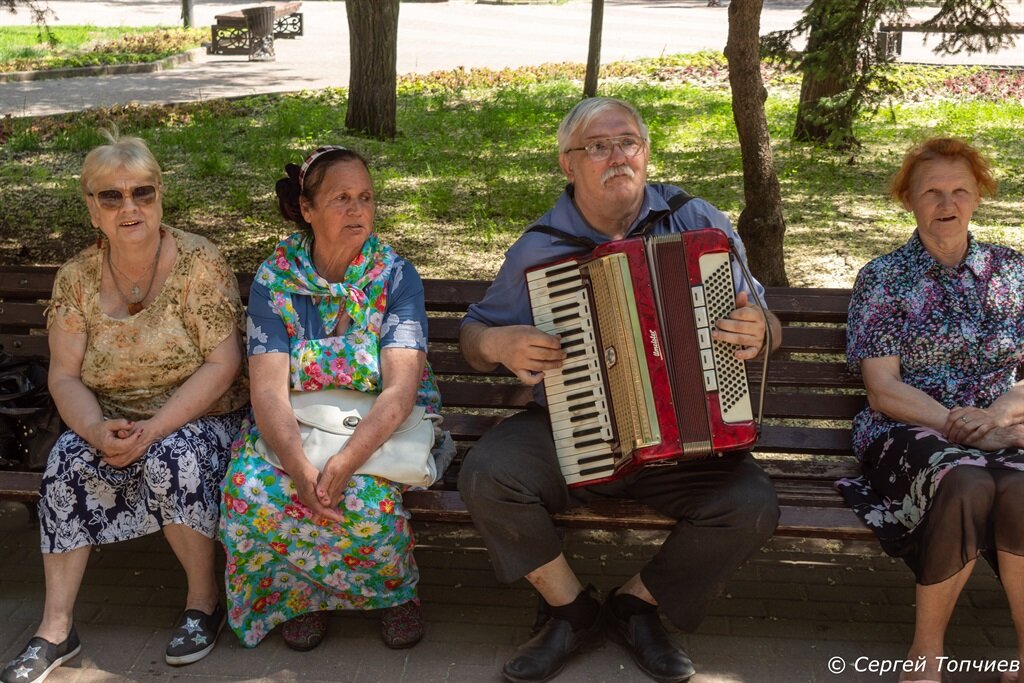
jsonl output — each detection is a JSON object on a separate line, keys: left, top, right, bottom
{"left": 877, "top": 20, "right": 1024, "bottom": 58}
{"left": 208, "top": 2, "right": 304, "bottom": 56}
{"left": 0, "top": 266, "right": 870, "bottom": 540}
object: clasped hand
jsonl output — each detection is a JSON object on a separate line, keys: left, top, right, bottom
{"left": 944, "top": 405, "right": 1024, "bottom": 450}
{"left": 290, "top": 454, "right": 353, "bottom": 524}
{"left": 91, "top": 419, "right": 155, "bottom": 468}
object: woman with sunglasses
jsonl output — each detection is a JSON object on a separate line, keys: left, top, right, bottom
{"left": 0, "top": 132, "right": 248, "bottom": 683}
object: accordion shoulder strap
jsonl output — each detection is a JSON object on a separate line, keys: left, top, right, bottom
{"left": 524, "top": 189, "right": 697, "bottom": 251}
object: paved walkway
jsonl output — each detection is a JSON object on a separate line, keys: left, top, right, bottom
{"left": 1, "top": 0, "right": 1022, "bottom": 118}
{"left": 0, "top": 501, "right": 1018, "bottom": 683}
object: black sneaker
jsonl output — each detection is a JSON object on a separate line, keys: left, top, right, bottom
{"left": 164, "top": 604, "right": 226, "bottom": 666}
{"left": 0, "top": 627, "right": 81, "bottom": 683}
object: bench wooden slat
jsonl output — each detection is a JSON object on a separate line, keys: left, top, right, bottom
{"left": 214, "top": 1, "right": 302, "bottom": 22}
{"left": 778, "top": 326, "right": 845, "bottom": 353}
{"left": 0, "top": 334, "right": 49, "bottom": 357}
{"left": 757, "top": 425, "right": 853, "bottom": 455}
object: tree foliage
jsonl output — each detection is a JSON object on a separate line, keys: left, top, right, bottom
{"left": 765, "top": 0, "right": 1017, "bottom": 148}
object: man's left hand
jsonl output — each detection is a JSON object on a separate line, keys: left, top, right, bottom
{"left": 713, "top": 291, "right": 766, "bottom": 360}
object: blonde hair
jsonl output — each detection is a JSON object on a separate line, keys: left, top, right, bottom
{"left": 80, "top": 129, "right": 162, "bottom": 195}
{"left": 889, "top": 137, "right": 997, "bottom": 201}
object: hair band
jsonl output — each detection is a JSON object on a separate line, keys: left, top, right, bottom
{"left": 298, "top": 145, "right": 349, "bottom": 191}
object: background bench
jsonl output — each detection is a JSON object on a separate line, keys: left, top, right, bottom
{"left": 0, "top": 266, "right": 870, "bottom": 540}
{"left": 208, "top": 2, "right": 304, "bottom": 56}
{"left": 877, "top": 20, "right": 1024, "bottom": 58}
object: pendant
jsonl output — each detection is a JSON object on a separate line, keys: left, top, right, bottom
{"left": 130, "top": 284, "right": 141, "bottom": 300}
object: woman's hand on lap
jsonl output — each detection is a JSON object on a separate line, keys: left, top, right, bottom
{"left": 292, "top": 462, "right": 344, "bottom": 523}
{"left": 316, "top": 454, "right": 355, "bottom": 509}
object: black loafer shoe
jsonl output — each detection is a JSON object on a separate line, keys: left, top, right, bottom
{"left": 0, "top": 627, "right": 81, "bottom": 683}
{"left": 502, "top": 615, "right": 604, "bottom": 683}
{"left": 604, "top": 605, "right": 695, "bottom": 683}
{"left": 165, "top": 604, "right": 226, "bottom": 666}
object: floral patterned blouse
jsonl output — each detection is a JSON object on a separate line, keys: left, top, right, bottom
{"left": 847, "top": 231, "right": 1024, "bottom": 457}
{"left": 45, "top": 227, "right": 248, "bottom": 422}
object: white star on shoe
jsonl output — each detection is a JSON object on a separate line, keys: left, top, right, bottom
{"left": 19, "top": 646, "right": 40, "bottom": 662}
{"left": 169, "top": 636, "right": 185, "bottom": 648}
{"left": 184, "top": 617, "right": 202, "bottom": 634}
{"left": 13, "top": 665, "right": 31, "bottom": 680}
{"left": 192, "top": 633, "right": 208, "bottom": 646}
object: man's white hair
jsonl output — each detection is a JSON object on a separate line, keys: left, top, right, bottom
{"left": 556, "top": 97, "right": 651, "bottom": 153}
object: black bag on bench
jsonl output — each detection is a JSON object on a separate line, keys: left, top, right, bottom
{"left": 0, "top": 353, "right": 63, "bottom": 471}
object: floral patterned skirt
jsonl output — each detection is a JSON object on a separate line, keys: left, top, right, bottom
{"left": 836, "top": 425, "right": 1024, "bottom": 580}
{"left": 219, "top": 417, "right": 419, "bottom": 647}
{"left": 38, "top": 411, "right": 241, "bottom": 554}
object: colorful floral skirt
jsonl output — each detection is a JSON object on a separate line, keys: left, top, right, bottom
{"left": 38, "top": 411, "right": 241, "bottom": 554}
{"left": 837, "top": 426, "right": 1024, "bottom": 578}
{"left": 219, "top": 424, "right": 419, "bottom": 647}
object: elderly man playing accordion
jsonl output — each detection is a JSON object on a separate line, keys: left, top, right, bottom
{"left": 458, "top": 97, "right": 782, "bottom": 683}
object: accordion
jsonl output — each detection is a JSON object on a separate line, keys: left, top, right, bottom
{"left": 526, "top": 229, "right": 758, "bottom": 487}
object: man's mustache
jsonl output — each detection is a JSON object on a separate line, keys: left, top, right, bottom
{"left": 601, "top": 165, "right": 635, "bottom": 185}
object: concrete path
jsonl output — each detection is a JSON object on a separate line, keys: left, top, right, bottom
{"left": 1, "top": 0, "right": 1021, "bottom": 118}
{"left": 0, "top": 501, "right": 1018, "bottom": 683}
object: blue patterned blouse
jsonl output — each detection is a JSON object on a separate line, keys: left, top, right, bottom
{"left": 847, "top": 231, "right": 1024, "bottom": 458}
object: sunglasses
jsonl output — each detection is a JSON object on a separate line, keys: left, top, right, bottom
{"left": 89, "top": 185, "right": 158, "bottom": 210}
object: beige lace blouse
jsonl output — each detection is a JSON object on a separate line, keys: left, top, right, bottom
{"left": 46, "top": 227, "right": 248, "bottom": 421}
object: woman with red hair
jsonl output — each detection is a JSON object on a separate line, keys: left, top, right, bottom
{"left": 839, "top": 137, "right": 1024, "bottom": 682}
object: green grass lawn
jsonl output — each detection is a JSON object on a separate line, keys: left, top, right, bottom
{"left": 1, "top": 54, "right": 1021, "bottom": 288}
{"left": 0, "top": 26, "right": 205, "bottom": 72}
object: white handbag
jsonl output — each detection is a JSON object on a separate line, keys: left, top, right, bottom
{"left": 253, "top": 388, "right": 444, "bottom": 487}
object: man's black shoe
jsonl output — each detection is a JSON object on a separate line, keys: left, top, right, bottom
{"left": 502, "top": 615, "right": 604, "bottom": 683}
{"left": 604, "top": 601, "right": 695, "bottom": 683}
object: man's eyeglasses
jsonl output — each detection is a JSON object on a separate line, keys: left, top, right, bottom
{"left": 565, "top": 136, "right": 645, "bottom": 162}
{"left": 89, "top": 185, "right": 158, "bottom": 210}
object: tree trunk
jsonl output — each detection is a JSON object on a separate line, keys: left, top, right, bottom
{"left": 791, "top": 0, "right": 867, "bottom": 146}
{"left": 724, "top": 0, "right": 788, "bottom": 286}
{"left": 180, "top": 0, "right": 193, "bottom": 28}
{"left": 583, "top": 0, "right": 604, "bottom": 98}
{"left": 345, "top": 0, "right": 400, "bottom": 139}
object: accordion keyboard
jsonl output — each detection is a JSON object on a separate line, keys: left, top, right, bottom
{"left": 526, "top": 261, "right": 617, "bottom": 485}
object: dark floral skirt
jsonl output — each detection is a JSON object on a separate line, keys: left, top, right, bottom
{"left": 836, "top": 425, "right": 1024, "bottom": 581}
{"left": 38, "top": 411, "right": 243, "bottom": 553}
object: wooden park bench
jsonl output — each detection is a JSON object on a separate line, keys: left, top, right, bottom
{"left": 208, "top": 2, "right": 304, "bottom": 56}
{"left": 877, "top": 20, "right": 1024, "bottom": 58}
{"left": 0, "top": 265, "right": 872, "bottom": 540}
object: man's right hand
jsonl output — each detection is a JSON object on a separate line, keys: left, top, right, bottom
{"left": 489, "top": 325, "right": 566, "bottom": 386}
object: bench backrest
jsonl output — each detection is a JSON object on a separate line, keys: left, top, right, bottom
{"left": 0, "top": 267, "right": 864, "bottom": 475}
{"left": 0, "top": 266, "right": 873, "bottom": 537}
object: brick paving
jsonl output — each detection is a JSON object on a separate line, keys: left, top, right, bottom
{"left": 0, "top": 502, "right": 1017, "bottom": 683}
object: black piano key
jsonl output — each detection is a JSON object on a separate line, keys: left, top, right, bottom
{"left": 566, "top": 390, "right": 594, "bottom": 402}
{"left": 580, "top": 464, "right": 616, "bottom": 476}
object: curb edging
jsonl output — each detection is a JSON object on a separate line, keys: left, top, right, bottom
{"left": 0, "top": 47, "right": 204, "bottom": 84}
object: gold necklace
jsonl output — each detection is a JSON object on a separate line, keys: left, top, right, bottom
{"left": 106, "top": 230, "right": 163, "bottom": 315}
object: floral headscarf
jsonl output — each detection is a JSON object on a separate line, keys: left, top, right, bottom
{"left": 254, "top": 232, "right": 396, "bottom": 334}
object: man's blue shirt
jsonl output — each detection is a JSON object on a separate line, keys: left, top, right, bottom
{"left": 463, "top": 183, "right": 766, "bottom": 330}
